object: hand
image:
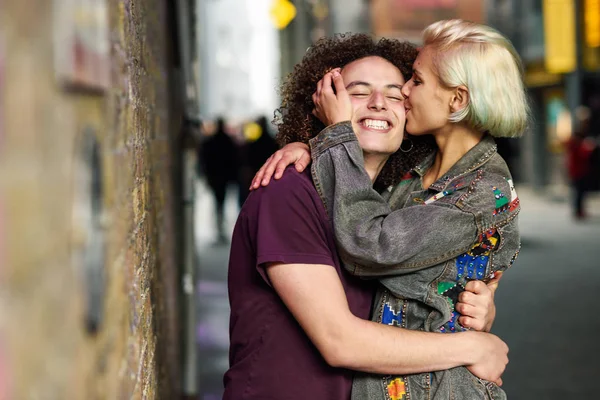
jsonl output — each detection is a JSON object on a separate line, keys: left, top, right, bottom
{"left": 250, "top": 142, "right": 311, "bottom": 190}
{"left": 465, "top": 331, "right": 509, "bottom": 386}
{"left": 312, "top": 69, "right": 352, "bottom": 126}
{"left": 457, "top": 272, "right": 503, "bottom": 332}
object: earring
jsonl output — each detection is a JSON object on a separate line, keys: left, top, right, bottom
{"left": 400, "top": 137, "right": 414, "bottom": 153}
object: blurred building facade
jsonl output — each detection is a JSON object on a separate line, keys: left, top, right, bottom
{"left": 277, "top": 0, "right": 600, "bottom": 189}
{"left": 488, "top": 0, "right": 600, "bottom": 188}
{"left": 0, "top": 0, "right": 184, "bottom": 398}
{"left": 196, "top": 0, "right": 281, "bottom": 121}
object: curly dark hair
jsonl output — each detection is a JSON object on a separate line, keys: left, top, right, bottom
{"left": 273, "top": 33, "right": 435, "bottom": 188}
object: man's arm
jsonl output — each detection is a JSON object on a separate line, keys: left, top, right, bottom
{"left": 266, "top": 261, "right": 508, "bottom": 382}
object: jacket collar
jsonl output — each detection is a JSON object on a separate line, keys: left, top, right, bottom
{"left": 412, "top": 134, "right": 497, "bottom": 192}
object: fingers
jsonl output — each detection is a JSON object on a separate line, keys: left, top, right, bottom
{"left": 316, "top": 78, "right": 323, "bottom": 99}
{"left": 458, "top": 315, "right": 485, "bottom": 331}
{"left": 458, "top": 282, "right": 494, "bottom": 332}
{"left": 295, "top": 150, "right": 311, "bottom": 172}
{"left": 331, "top": 69, "right": 346, "bottom": 96}
{"left": 458, "top": 289, "right": 476, "bottom": 305}
{"left": 251, "top": 156, "right": 273, "bottom": 190}
{"left": 486, "top": 271, "right": 503, "bottom": 294}
{"left": 464, "top": 280, "right": 488, "bottom": 295}
{"left": 260, "top": 152, "right": 283, "bottom": 186}
{"left": 274, "top": 151, "right": 297, "bottom": 179}
{"left": 322, "top": 72, "right": 333, "bottom": 96}
{"left": 455, "top": 301, "right": 476, "bottom": 317}
{"left": 459, "top": 285, "right": 492, "bottom": 313}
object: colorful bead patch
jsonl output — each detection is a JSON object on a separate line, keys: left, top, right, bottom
{"left": 448, "top": 311, "right": 458, "bottom": 331}
{"left": 507, "top": 178, "right": 520, "bottom": 212}
{"left": 381, "top": 302, "right": 403, "bottom": 326}
{"left": 437, "top": 281, "right": 456, "bottom": 295}
{"left": 423, "top": 178, "right": 468, "bottom": 205}
{"left": 456, "top": 253, "right": 488, "bottom": 280}
{"left": 424, "top": 189, "right": 454, "bottom": 205}
{"left": 438, "top": 282, "right": 462, "bottom": 309}
{"left": 492, "top": 185, "right": 509, "bottom": 215}
{"left": 494, "top": 178, "right": 520, "bottom": 215}
{"left": 509, "top": 245, "right": 521, "bottom": 267}
{"left": 455, "top": 229, "right": 500, "bottom": 281}
{"left": 398, "top": 171, "right": 415, "bottom": 186}
{"left": 387, "top": 377, "right": 407, "bottom": 400}
{"left": 440, "top": 311, "right": 460, "bottom": 333}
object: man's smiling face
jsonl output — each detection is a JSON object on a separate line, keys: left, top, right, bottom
{"left": 341, "top": 56, "right": 407, "bottom": 156}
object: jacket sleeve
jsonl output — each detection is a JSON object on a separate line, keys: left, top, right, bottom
{"left": 309, "top": 121, "right": 478, "bottom": 277}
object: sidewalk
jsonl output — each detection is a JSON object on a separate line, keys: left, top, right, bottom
{"left": 193, "top": 178, "right": 238, "bottom": 399}
{"left": 191, "top": 180, "right": 600, "bottom": 400}
{"left": 516, "top": 183, "right": 600, "bottom": 223}
{"left": 495, "top": 184, "right": 600, "bottom": 399}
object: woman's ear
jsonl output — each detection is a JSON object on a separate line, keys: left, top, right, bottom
{"left": 450, "top": 85, "right": 469, "bottom": 114}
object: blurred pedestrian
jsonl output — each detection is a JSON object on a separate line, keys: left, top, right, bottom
{"left": 198, "top": 117, "right": 239, "bottom": 243}
{"left": 586, "top": 94, "right": 600, "bottom": 192}
{"left": 565, "top": 108, "right": 597, "bottom": 220}
{"left": 236, "top": 116, "right": 279, "bottom": 206}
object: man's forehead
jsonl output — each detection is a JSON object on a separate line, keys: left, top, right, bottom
{"left": 341, "top": 56, "right": 404, "bottom": 83}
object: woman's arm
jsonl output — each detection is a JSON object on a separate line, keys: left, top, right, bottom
{"left": 309, "top": 122, "right": 477, "bottom": 276}
{"left": 250, "top": 142, "right": 311, "bottom": 190}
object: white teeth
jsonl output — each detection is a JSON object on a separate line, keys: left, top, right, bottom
{"left": 363, "top": 119, "right": 389, "bottom": 130}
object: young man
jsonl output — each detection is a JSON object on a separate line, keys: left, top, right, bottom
{"left": 224, "top": 34, "right": 507, "bottom": 400}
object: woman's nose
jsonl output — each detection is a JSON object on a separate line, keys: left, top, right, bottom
{"left": 401, "top": 83, "right": 410, "bottom": 98}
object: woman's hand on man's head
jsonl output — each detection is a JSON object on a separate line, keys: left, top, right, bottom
{"left": 312, "top": 68, "right": 353, "bottom": 126}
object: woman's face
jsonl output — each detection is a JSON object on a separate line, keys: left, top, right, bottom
{"left": 401, "top": 46, "right": 455, "bottom": 136}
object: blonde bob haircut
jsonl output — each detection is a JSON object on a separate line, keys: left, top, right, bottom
{"left": 423, "top": 19, "right": 530, "bottom": 137}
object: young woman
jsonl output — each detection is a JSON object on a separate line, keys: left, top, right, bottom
{"left": 253, "top": 19, "right": 529, "bottom": 399}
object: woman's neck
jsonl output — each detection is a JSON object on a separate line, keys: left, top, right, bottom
{"left": 422, "top": 124, "right": 484, "bottom": 189}
{"left": 363, "top": 153, "right": 389, "bottom": 183}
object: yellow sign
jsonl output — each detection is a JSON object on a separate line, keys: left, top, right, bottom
{"left": 243, "top": 122, "right": 263, "bottom": 142}
{"left": 525, "top": 65, "right": 562, "bottom": 87}
{"left": 543, "top": 0, "right": 577, "bottom": 73}
{"left": 270, "top": 0, "right": 297, "bottom": 30}
{"left": 585, "top": 0, "right": 600, "bottom": 47}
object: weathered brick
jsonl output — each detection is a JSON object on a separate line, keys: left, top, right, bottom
{"left": 0, "top": 0, "right": 181, "bottom": 398}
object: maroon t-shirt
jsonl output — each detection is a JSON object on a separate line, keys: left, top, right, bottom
{"left": 224, "top": 168, "right": 375, "bottom": 400}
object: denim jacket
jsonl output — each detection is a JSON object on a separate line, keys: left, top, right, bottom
{"left": 309, "top": 121, "right": 520, "bottom": 400}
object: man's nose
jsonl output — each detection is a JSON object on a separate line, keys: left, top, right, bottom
{"left": 368, "top": 92, "right": 387, "bottom": 111}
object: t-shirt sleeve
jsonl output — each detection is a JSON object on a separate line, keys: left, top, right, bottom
{"left": 246, "top": 171, "right": 336, "bottom": 283}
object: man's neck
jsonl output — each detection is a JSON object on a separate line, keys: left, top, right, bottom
{"left": 363, "top": 153, "right": 389, "bottom": 183}
{"left": 422, "top": 124, "right": 483, "bottom": 189}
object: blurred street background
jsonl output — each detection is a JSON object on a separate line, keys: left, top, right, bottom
{"left": 1, "top": 0, "right": 600, "bottom": 399}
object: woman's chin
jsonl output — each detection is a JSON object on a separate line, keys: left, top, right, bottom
{"left": 405, "top": 124, "right": 431, "bottom": 137}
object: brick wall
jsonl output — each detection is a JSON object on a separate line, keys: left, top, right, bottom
{"left": 0, "top": 0, "right": 181, "bottom": 398}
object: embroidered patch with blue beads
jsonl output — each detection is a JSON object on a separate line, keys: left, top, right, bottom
{"left": 455, "top": 228, "right": 500, "bottom": 281}
{"left": 440, "top": 311, "right": 460, "bottom": 333}
{"left": 381, "top": 302, "right": 403, "bottom": 326}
